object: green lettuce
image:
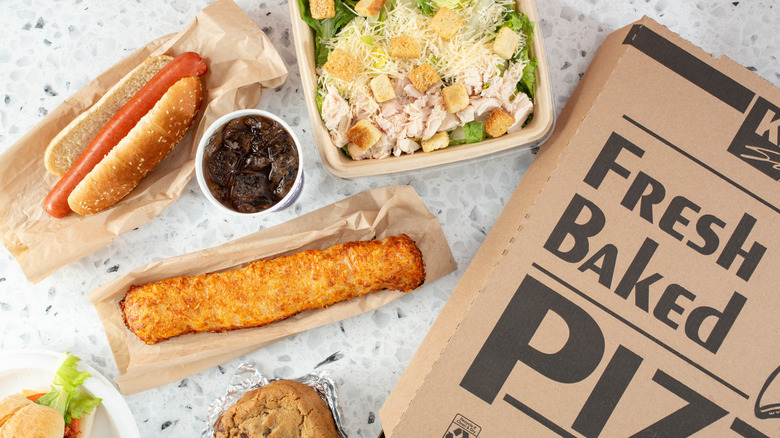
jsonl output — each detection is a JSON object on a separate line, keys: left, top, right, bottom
{"left": 501, "top": 11, "right": 534, "bottom": 42}
{"left": 413, "top": 0, "right": 435, "bottom": 15}
{"left": 500, "top": 11, "right": 537, "bottom": 100}
{"left": 449, "top": 121, "right": 486, "bottom": 146}
{"left": 315, "top": 87, "right": 326, "bottom": 114}
{"left": 66, "top": 391, "right": 102, "bottom": 422}
{"left": 36, "top": 353, "right": 102, "bottom": 424}
{"left": 298, "top": 0, "right": 358, "bottom": 66}
{"left": 463, "top": 121, "right": 486, "bottom": 143}
{"left": 518, "top": 57, "right": 537, "bottom": 101}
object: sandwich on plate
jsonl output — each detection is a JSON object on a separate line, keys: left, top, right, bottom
{"left": 0, "top": 353, "right": 102, "bottom": 438}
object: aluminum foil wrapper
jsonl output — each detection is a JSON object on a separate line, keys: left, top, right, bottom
{"left": 202, "top": 363, "right": 348, "bottom": 437}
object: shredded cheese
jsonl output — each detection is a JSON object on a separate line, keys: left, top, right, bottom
{"left": 319, "top": 0, "right": 523, "bottom": 100}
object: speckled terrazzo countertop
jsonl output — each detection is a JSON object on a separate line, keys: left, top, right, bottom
{"left": 1, "top": 1, "right": 778, "bottom": 437}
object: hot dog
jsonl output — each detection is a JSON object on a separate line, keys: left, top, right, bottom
{"left": 43, "top": 52, "right": 207, "bottom": 218}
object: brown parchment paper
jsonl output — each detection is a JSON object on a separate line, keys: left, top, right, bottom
{"left": 88, "top": 185, "right": 456, "bottom": 395}
{"left": 0, "top": 0, "right": 288, "bottom": 284}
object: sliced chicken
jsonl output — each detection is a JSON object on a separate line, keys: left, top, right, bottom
{"left": 325, "top": 58, "right": 534, "bottom": 160}
{"left": 423, "top": 105, "right": 448, "bottom": 140}
{"left": 471, "top": 97, "right": 501, "bottom": 117}
{"left": 456, "top": 105, "right": 476, "bottom": 124}
{"left": 351, "top": 87, "right": 380, "bottom": 121}
{"left": 321, "top": 86, "right": 352, "bottom": 147}
{"left": 439, "top": 112, "right": 460, "bottom": 132}
{"left": 457, "top": 67, "right": 484, "bottom": 95}
{"left": 404, "top": 83, "right": 425, "bottom": 99}
{"left": 394, "top": 138, "right": 421, "bottom": 156}
{"left": 507, "top": 93, "right": 534, "bottom": 134}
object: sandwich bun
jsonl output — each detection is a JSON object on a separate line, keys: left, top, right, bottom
{"left": 0, "top": 394, "right": 64, "bottom": 438}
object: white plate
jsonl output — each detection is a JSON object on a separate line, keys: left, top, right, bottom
{"left": 0, "top": 349, "right": 140, "bottom": 438}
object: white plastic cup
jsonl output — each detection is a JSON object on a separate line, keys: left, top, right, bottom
{"left": 195, "top": 109, "right": 304, "bottom": 217}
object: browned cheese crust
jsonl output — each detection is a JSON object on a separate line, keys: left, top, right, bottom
{"left": 214, "top": 380, "right": 339, "bottom": 438}
{"left": 120, "top": 234, "right": 426, "bottom": 344}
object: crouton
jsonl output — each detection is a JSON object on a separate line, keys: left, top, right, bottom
{"left": 429, "top": 7, "right": 463, "bottom": 40}
{"left": 442, "top": 83, "right": 469, "bottom": 113}
{"left": 355, "top": 0, "right": 387, "bottom": 16}
{"left": 370, "top": 74, "right": 396, "bottom": 103}
{"left": 347, "top": 119, "right": 383, "bottom": 150}
{"left": 409, "top": 63, "right": 440, "bottom": 92}
{"left": 309, "top": 0, "right": 335, "bottom": 19}
{"left": 485, "top": 108, "right": 515, "bottom": 137}
{"left": 493, "top": 26, "right": 520, "bottom": 60}
{"left": 421, "top": 131, "right": 450, "bottom": 152}
{"left": 323, "top": 49, "right": 360, "bottom": 82}
{"left": 390, "top": 36, "right": 420, "bottom": 59}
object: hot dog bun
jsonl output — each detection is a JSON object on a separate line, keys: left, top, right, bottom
{"left": 67, "top": 75, "right": 203, "bottom": 215}
{"left": 44, "top": 55, "right": 174, "bottom": 177}
{"left": 0, "top": 394, "right": 64, "bottom": 438}
{"left": 43, "top": 52, "right": 207, "bottom": 218}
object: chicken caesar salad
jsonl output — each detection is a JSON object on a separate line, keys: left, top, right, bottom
{"left": 299, "top": 0, "right": 537, "bottom": 160}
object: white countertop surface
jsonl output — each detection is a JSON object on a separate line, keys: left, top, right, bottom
{"left": 1, "top": 0, "right": 778, "bottom": 436}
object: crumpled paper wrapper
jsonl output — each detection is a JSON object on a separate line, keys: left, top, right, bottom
{"left": 0, "top": 0, "right": 288, "bottom": 283}
{"left": 88, "top": 185, "right": 456, "bottom": 395}
{"left": 203, "top": 364, "right": 348, "bottom": 438}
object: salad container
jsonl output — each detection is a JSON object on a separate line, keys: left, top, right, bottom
{"left": 289, "top": 0, "right": 554, "bottom": 178}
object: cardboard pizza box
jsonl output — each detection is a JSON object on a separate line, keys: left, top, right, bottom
{"left": 380, "top": 16, "right": 780, "bottom": 438}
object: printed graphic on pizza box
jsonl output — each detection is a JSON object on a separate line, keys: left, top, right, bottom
{"left": 379, "top": 18, "right": 780, "bottom": 438}
{"left": 458, "top": 119, "right": 779, "bottom": 436}
{"left": 443, "top": 414, "right": 481, "bottom": 438}
{"left": 729, "top": 97, "right": 780, "bottom": 181}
